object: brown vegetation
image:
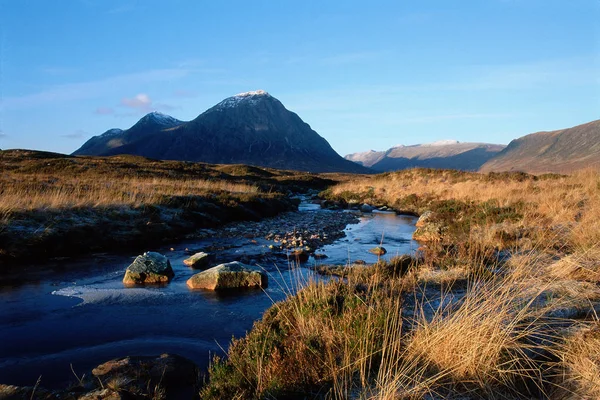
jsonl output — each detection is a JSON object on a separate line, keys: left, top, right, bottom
{"left": 0, "top": 150, "right": 354, "bottom": 266}
{"left": 204, "top": 168, "right": 600, "bottom": 399}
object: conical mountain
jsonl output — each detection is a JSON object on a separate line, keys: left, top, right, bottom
{"left": 73, "top": 91, "right": 368, "bottom": 173}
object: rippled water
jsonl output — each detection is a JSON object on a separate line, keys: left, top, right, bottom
{"left": 0, "top": 207, "right": 417, "bottom": 388}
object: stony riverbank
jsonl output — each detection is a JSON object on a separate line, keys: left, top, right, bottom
{"left": 0, "top": 194, "right": 297, "bottom": 268}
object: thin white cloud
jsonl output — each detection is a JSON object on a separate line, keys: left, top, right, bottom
{"left": 286, "top": 51, "right": 386, "bottom": 67}
{"left": 398, "top": 113, "right": 518, "bottom": 124}
{"left": 61, "top": 129, "right": 87, "bottom": 139}
{"left": 121, "top": 93, "right": 152, "bottom": 109}
{"left": 173, "top": 89, "right": 198, "bottom": 98}
{"left": 94, "top": 107, "right": 114, "bottom": 115}
{"left": 1, "top": 68, "right": 191, "bottom": 110}
{"left": 118, "top": 93, "right": 178, "bottom": 114}
{"left": 39, "top": 67, "right": 79, "bottom": 75}
{"left": 321, "top": 51, "right": 383, "bottom": 66}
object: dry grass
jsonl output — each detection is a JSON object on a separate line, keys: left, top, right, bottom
{"left": 203, "top": 168, "right": 600, "bottom": 399}
{"left": 552, "top": 323, "right": 600, "bottom": 399}
{"left": 328, "top": 168, "right": 600, "bottom": 250}
{"left": 1, "top": 151, "right": 329, "bottom": 263}
{"left": 0, "top": 173, "right": 259, "bottom": 213}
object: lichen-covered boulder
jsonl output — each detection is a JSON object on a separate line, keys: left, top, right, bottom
{"left": 186, "top": 261, "right": 267, "bottom": 290}
{"left": 369, "top": 246, "right": 387, "bottom": 255}
{"left": 415, "top": 210, "right": 435, "bottom": 227}
{"left": 412, "top": 223, "right": 443, "bottom": 242}
{"left": 183, "top": 251, "right": 213, "bottom": 269}
{"left": 123, "top": 252, "right": 174, "bottom": 285}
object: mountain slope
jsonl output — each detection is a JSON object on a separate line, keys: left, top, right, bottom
{"left": 74, "top": 91, "right": 368, "bottom": 173}
{"left": 480, "top": 119, "right": 600, "bottom": 174}
{"left": 346, "top": 141, "right": 505, "bottom": 171}
{"left": 73, "top": 112, "right": 183, "bottom": 156}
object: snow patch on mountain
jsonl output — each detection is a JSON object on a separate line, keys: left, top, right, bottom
{"left": 144, "top": 111, "right": 182, "bottom": 126}
{"left": 424, "top": 140, "right": 460, "bottom": 146}
{"left": 215, "top": 90, "right": 272, "bottom": 109}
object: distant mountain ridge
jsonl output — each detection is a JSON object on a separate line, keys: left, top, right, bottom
{"left": 346, "top": 141, "right": 505, "bottom": 171}
{"left": 480, "top": 119, "right": 600, "bottom": 174}
{"left": 73, "top": 91, "right": 369, "bottom": 174}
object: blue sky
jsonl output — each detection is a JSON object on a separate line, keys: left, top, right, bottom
{"left": 0, "top": 0, "right": 598, "bottom": 156}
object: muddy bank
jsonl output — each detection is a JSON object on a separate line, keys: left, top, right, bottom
{"left": 0, "top": 194, "right": 296, "bottom": 268}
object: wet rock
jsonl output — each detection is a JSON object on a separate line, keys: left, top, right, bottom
{"left": 354, "top": 259, "right": 367, "bottom": 265}
{"left": 360, "top": 203, "right": 374, "bottom": 213}
{"left": 369, "top": 246, "right": 387, "bottom": 256}
{"left": 313, "top": 253, "right": 328, "bottom": 260}
{"left": 0, "top": 384, "right": 52, "bottom": 400}
{"left": 78, "top": 389, "right": 126, "bottom": 400}
{"left": 183, "top": 251, "right": 213, "bottom": 269}
{"left": 187, "top": 261, "right": 267, "bottom": 290}
{"left": 92, "top": 353, "right": 198, "bottom": 397}
{"left": 122, "top": 252, "right": 174, "bottom": 285}
{"left": 290, "top": 249, "right": 309, "bottom": 263}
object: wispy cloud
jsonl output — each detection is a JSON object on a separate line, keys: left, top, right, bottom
{"left": 118, "top": 93, "right": 177, "bottom": 115}
{"left": 320, "top": 51, "right": 383, "bottom": 66}
{"left": 398, "top": 113, "right": 518, "bottom": 124}
{"left": 39, "top": 67, "right": 79, "bottom": 75}
{"left": 286, "top": 51, "right": 386, "bottom": 66}
{"left": 173, "top": 89, "right": 198, "bottom": 98}
{"left": 61, "top": 129, "right": 87, "bottom": 139}
{"left": 121, "top": 93, "right": 152, "bottom": 109}
{"left": 94, "top": 106, "right": 114, "bottom": 115}
{"left": 1, "top": 68, "right": 192, "bottom": 110}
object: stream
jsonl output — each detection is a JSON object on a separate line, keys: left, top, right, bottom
{"left": 0, "top": 202, "right": 418, "bottom": 388}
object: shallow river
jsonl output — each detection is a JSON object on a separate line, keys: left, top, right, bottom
{"left": 0, "top": 206, "right": 417, "bottom": 387}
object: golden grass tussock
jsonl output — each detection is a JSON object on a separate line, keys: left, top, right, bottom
{"left": 370, "top": 268, "right": 555, "bottom": 399}
{"left": 553, "top": 323, "right": 600, "bottom": 400}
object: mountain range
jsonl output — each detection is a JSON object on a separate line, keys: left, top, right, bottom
{"left": 345, "top": 141, "right": 505, "bottom": 172}
{"left": 74, "top": 90, "right": 599, "bottom": 175}
{"left": 73, "top": 91, "right": 368, "bottom": 174}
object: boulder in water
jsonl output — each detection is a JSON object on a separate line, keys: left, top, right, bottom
{"left": 123, "top": 252, "right": 174, "bottom": 285}
{"left": 360, "top": 203, "right": 374, "bottom": 213}
{"left": 290, "top": 249, "right": 309, "bottom": 263}
{"left": 369, "top": 246, "right": 387, "bottom": 256}
{"left": 183, "top": 251, "right": 213, "bottom": 269}
{"left": 187, "top": 261, "right": 267, "bottom": 290}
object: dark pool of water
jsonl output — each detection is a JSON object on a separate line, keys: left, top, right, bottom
{"left": 0, "top": 209, "right": 417, "bottom": 388}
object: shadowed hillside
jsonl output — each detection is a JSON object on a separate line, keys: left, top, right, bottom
{"left": 480, "top": 119, "right": 600, "bottom": 173}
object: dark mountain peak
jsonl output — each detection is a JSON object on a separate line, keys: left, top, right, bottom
{"left": 73, "top": 90, "right": 370, "bottom": 173}
{"left": 205, "top": 90, "right": 281, "bottom": 114}
{"left": 133, "top": 111, "right": 183, "bottom": 128}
